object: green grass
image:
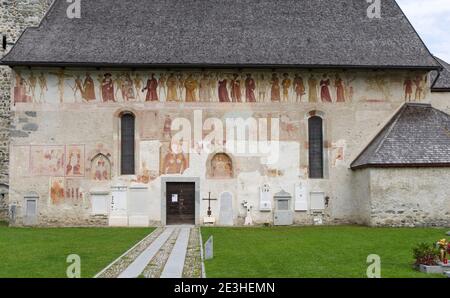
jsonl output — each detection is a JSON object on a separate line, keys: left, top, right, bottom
{"left": 201, "top": 226, "right": 448, "bottom": 278}
{"left": 0, "top": 226, "right": 154, "bottom": 278}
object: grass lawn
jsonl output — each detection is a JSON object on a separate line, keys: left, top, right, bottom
{"left": 201, "top": 226, "right": 448, "bottom": 278}
{"left": 0, "top": 226, "right": 153, "bottom": 278}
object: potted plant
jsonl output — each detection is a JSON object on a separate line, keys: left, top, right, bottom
{"left": 412, "top": 242, "right": 442, "bottom": 274}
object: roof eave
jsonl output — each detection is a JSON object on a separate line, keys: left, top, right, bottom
{"left": 0, "top": 60, "right": 443, "bottom": 70}
{"left": 351, "top": 163, "right": 450, "bottom": 170}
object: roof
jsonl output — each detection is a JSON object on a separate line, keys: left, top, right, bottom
{"left": 351, "top": 103, "right": 450, "bottom": 169}
{"left": 0, "top": 0, "right": 441, "bottom": 69}
{"left": 431, "top": 57, "right": 450, "bottom": 91}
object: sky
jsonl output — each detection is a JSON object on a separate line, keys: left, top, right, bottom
{"left": 396, "top": 0, "right": 450, "bottom": 62}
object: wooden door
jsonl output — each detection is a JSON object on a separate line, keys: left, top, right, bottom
{"left": 166, "top": 182, "right": 195, "bottom": 225}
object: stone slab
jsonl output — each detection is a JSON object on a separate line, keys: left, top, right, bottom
{"left": 160, "top": 227, "right": 190, "bottom": 278}
{"left": 119, "top": 227, "right": 174, "bottom": 278}
{"left": 419, "top": 264, "right": 444, "bottom": 274}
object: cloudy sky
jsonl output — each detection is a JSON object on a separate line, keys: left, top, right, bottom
{"left": 396, "top": 0, "right": 450, "bottom": 62}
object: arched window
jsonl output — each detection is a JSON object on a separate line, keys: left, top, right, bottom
{"left": 121, "top": 113, "right": 135, "bottom": 175}
{"left": 308, "top": 116, "right": 324, "bottom": 179}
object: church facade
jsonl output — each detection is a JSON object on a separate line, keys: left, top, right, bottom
{"left": 1, "top": 0, "right": 449, "bottom": 227}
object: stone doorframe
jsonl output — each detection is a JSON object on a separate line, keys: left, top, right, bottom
{"left": 161, "top": 177, "right": 200, "bottom": 226}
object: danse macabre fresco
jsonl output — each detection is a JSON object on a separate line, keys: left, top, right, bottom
{"left": 12, "top": 69, "right": 429, "bottom": 105}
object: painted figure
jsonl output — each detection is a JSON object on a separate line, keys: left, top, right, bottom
{"left": 404, "top": 77, "right": 413, "bottom": 101}
{"left": 83, "top": 73, "right": 96, "bottom": 101}
{"left": 230, "top": 74, "right": 242, "bottom": 102}
{"left": 293, "top": 74, "right": 305, "bottom": 102}
{"left": 335, "top": 74, "right": 345, "bottom": 102}
{"left": 14, "top": 72, "right": 31, "bottom": 103}
{"left": 320, "top": 74, "right": 332, "bottom": 103}
{"left": 211, "top": 153, "right": 233, "bottom": 178}
{"left": 166, "top": 73, "right": 178, "bottom": 101}
{"left": 142, "top": 73, "right": 159, "bottom": 102}
{"left": 71, "top": 75, "right": 84, "bottom": 101}
{"left": 209, "top": 73, "right": 217, "bottom": 102}
{"left": 158, "top": 73, "right": 167, "bottom": 101}
{"left": 121, "top": 73, "right": 135, "bottom": 101}
{"left": 102, "top": 73, "right": 115, "bottom": 102}
{"left": 133, "top": 73, "right": 143, "bottom": 101}
{"left": 28, "top": 72, "right": 37, "bottom": 101}
{"left": 38, "top": 72, "right": 48, "bottom": 103}
{"left": 162, "top": 145, "right": 188, "bottom": 174}
{"left": 50, "top": 179, "right": 65, "bottom": 204}
{"left": 258, "top": 74, "right": 268, "bottom": 102}
{"left": 199, "top": 73, "right": 210, "bottom": 102}
{"left": 184, "top": 74, "right": 198, "bottom": 102}
{"left": 66, "top": 151, "right": 82, "bottom": 176}
{"left": 282, "top": 73, "right": 291, "bottom": 102}
{"left": 218, "top": 78, "right": 230, "bottom": 102}
{"left": 245, "top": 74, "right": 256, "bottom": 103}
{"left": 177, "top": 73, "right": 185, "bottom": 101}
{"left": 414, "top": 75, "right": 423, "bottom": 101}
{"left": 271, "top": 73, "right": 281, "bottom": 102}
{"left": 93, "top": 155, "right": 110, "bottom": 181}
{"left": 308, "top": 74, "right": 318, "bottom": 103}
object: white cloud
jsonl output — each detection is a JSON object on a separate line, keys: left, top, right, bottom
{"left": 396, "top": 0, "right": 450, "bottom": 62}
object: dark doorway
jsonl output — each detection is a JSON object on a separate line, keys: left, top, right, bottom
{"left": 166, "top": 182, "right": 195, "bottom": 225}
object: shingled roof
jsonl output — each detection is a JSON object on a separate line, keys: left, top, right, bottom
{"left": 0, "top": 0, "right": 441, "bottom": 69}
{"left": 351, "top": 103, "right": 450, "bottom": 169}
{"left": 431, "top": 57, "right": 450, "bottom": 91}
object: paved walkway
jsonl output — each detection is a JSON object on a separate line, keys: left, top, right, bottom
{"left": 115, "top": 225, "right": 200, "bottom": 278}
{"left": 160, "top": 227, "right": 190, "bottom": 278}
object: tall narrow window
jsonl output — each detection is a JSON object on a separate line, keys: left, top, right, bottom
{"left": 121, "top": 113, "right": 135, "bottom": 175}
{"left": 308, "top": 116, "right": 324, "bottom": 179}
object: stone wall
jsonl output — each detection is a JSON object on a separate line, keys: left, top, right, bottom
{"left": 8, "top": 66, "right": 431, "bottom": 226}
{"left": 430, "top": 92, "right": 450, "bottom": 114}
{"left": 0, "top": 0, "right": 53, "bottom": 221}
{"left": 367, "top": 168, "right": 450, "bottom": 227}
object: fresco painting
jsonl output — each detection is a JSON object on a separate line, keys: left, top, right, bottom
{"left": 13, "top": 69, "right": 429, "bottom": 105}
{"left": 160, "top": 142, "right": 189, "bottom": 175}
{"left": 91, "top": 154, "right": 111, "bottom": 181}
{"left": 65, "top": 178, "right": 83, "bottom": 202}
{"left": 50, "top": 177, "right": 65, "bottom": 205}
{"left": 65, "top": 145, "right": 85, "bottom": 177}
{"left": 30, "top": 146, "right": 65, "bottom": 176}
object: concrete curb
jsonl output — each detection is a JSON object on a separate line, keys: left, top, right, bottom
{"left": 199, "top": 227, "right": 206, "bottom": 278}
{"left": 93, "top": 227, "right": 161, "bottom": 278}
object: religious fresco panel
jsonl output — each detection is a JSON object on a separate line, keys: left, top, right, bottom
{"left": 12, "top": 69, "right": 429, "bottom": 105}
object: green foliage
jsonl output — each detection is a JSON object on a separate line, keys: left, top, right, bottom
{"left": 201, "top": 226, "right": 446, "bottom": 278}
{"left": 0, "top": 227, "right": 153, "bottom": 278}
{"left": 412, "top": 242, "right": 439, "bottom": 266}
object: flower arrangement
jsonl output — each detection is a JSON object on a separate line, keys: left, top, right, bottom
{"left": 412, "top": 242, "right": 439, "bottom": 266}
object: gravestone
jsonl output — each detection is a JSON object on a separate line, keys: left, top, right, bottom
{"left": 219, "top": 192, "right": 233, "bottom": 226}
{"left": 205, "top": 236, "right": 213, "bottom": 260}
{"left": 446, "top": 231, "right": 450, "bottom": 236}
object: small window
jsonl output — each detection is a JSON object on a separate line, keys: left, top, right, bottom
{"left": 308, "top": 116, "right": 324, "bottom": 179}
{"left": 121, "top": 113, "right": 135, "bottom": 175}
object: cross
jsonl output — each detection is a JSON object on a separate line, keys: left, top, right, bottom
{"left": 202, "top": 192, "right": 217, "bottom": 217}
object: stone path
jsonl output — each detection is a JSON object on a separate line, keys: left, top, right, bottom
{"left": 97, "top": 226, "right": 203, "bottom": 278}
{"left": 160, "top": 227, "right": 190, "bottom": 278}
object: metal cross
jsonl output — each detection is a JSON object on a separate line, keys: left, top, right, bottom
{"left": 202, "top": 192, "right": 217, "bottom": 217}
